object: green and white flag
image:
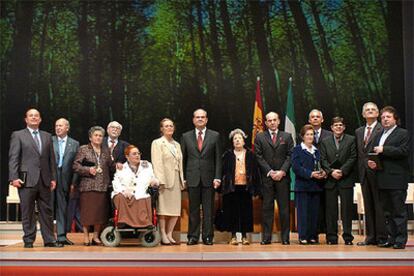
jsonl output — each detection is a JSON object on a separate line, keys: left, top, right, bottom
{"left": 284, "top": 77, "right": 296, "bottom": 200}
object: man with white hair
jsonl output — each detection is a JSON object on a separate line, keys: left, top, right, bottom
{"left": 308, "top": 109, "right": 332, "bottom": 236}
{"left": 103, "top": 121, "right": 130, "bottom": 164}
{"left": 355, "top": 102, "right": 387, "bottom": 246}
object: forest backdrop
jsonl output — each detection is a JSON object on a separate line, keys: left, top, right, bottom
{"left": 0, "top": 0, "right": 411, "bottom": 219}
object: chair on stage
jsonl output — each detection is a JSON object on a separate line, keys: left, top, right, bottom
{"left": 353, "top": 183, "right": 366, "bottom": 235}
{"left": 406, "top": 183, "right": 414, "bottom": 233}
{"left": 6, "top": 185, "right": 20, "bottom": 223}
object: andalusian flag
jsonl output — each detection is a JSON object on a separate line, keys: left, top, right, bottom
{"left": 251, "top": 77, "right": 265, "bottom": 150}
{"left": 284, "top": 77, "right": 296, "bottom": 200}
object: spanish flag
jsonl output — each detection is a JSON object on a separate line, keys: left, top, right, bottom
{"left": 251, "top": 77, "right": 265, "bottom": 150}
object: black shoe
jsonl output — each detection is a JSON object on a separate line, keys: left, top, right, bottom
{"left": 91, "top": 239, "right": 102, "bottom": 246}
{"left": 299, "top": 239, "right": 308, "bottom": 245}
{"left": 378, "top": 242, "right": 394, "bottom": 248}
{"left": 44, "top": 242, "right": 64, "bottom": 248}
{"left": 327, "top": 240, "right": 338, "bottom": 245}
{"left": 282, "top": 240, "right": 290, "bottom": 245}
{"left": 203, "top": 237, "right": 213, "bottom": 245}
{"left": 345, "top": 241, "right": 353, "bottom": 245}
{"left": 59, "top": 239, "right": 74, "bottom": 246}
{"left": 260, "top": 240, "right": 271, "bottom": 245}
{"left": 24, "top": 242, "right": 33, "bottom": 248}
{"left": 161, "top": 241, "right": 172, "bottom": 246}
{"left": 186, "top": 238, "right": 198, "bottom": 245}
{"left": 357, "top": 241, "right": 377, "bottom": 246}
{"left": 308, "top": 239, "right": 319, "bottom": 244}
{"left": 393, "top": 243, "right": 405, "bottom": 249}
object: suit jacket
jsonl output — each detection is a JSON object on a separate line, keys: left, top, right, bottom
{"left": 314, "top": 129, "right": 332, "bottom": 148}
{"left": 180, "top": 129, "right": 222, "bottom": 188}
{"left": 52, "top": 136, "right": 79, "bottom": 192}
{"left": 355, "top": 122, "right": 383, "bottom": 182}
{"left": 151, "top": 136, "right": 185, "bottom": 190}
{"left": 372, "top": 127, "right": 410, "bottom": 190}
{"left": 291, "top": 145, "right": 323, "bottom": 192}
{"left": 9, "top": 128, "right": 57, "bottom": 187}
{"left": 254, "top": 130, "right": 294, "bottom": 178}
{"left": 320, "top": 134, "right": 357, "bottom": 189}
{"left": 103, "top": 137, "right": 130, "bottom": 163}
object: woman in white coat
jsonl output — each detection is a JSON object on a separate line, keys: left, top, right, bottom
{"left": 151, "top": 118, "right": 185, "bottom": 245}
{"left": 112, "top": 145, "right": 158, "bottom": 227}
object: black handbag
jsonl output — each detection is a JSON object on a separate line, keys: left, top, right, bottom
{"left": 214, "top": 193, "right": 226, "bottom": 232}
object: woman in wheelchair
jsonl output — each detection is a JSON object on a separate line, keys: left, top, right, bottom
{"left": 111, "top": 145, "right": 159, "bottom": 228}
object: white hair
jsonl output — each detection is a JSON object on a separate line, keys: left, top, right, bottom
{"left": 107, "top": 121, "right": 123, "bottom": 130}
{"left": 361, "top": 102, "right": 379, "bottom": 115}
{"left": 308, "top": 109, "right": 323, "bottom": 119}
{"left": 229, "top": 128, "right": 247, "bottom": 140}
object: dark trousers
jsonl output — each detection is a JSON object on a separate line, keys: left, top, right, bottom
{"left": 295, "top": 191, "right": 320, "bottom": 241}
{"left": 262, "top": 179, "right": 290, "bottom": 242}
{"left": 325, "top": 187, "right": 354, "bottom": 242}
{"left": 66, "top": 191, "right": 82, "bottom": 232}
{"left": 187, "top": 185, "right": 215, "bottom": 240}
{"left": 18, "top": 179, "right": 55, "bottom": 244}
{"left": 361, "top": 172, "right": 387, "bottom": 243}
{"left": 379, "top": 189, "right": 408, "bottom": 245}
{"left": 52, "top": 169, "right": 69, "bottom": 241}
{"left": 222, "top": 186, "right": 253, "bottom": 235}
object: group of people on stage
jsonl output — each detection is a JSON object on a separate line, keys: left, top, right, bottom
{"left": 8, "top": 103, "right": 411, "bottom": 249}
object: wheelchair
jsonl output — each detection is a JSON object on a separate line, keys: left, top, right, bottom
{"left": 100, "top": 186, "right": 161, "bottom": 247}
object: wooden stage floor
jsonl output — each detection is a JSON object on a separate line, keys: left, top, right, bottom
{"left": 1, "top": 225, "right": 414, "bottom": 268}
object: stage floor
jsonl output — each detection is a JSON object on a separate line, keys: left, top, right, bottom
{"left": 1, "top": 224, "right": 414, "bottom": 268}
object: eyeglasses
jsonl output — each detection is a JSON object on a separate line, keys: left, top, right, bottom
{"left": 129, "top": 152, "right": 142, "bottom": 156}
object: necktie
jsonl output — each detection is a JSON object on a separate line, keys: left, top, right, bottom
{"left": 314, "top": 130, "right": 319, "bottom": 144}
{"left": 364, "top": 126, "right": 372, "bottom": 146}
{"left": 33, "top": 130, "right": 41, "bottom": 152}
{"left": 58, "top": 139, "right": 64, "bottom": 167}
{"left": 272, "top": 132, "right": 277, "bottom": 144}
{"left": 197, "top": 131, "right": 203, "bottom": 152}
{"left": 109, "top": 139, "right": 115, "bottom": 159}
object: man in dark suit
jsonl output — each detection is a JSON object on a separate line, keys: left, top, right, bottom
{"left": 8, "top": 108, "right": 63, "bottom": 248}
{"left": 181, "top": 108, "right": 222, "bottom": 245}
{"left": 255, "top": 112, "right": 294, "bottom": 245}
{"left": 320, "top": 117, "right": 357, "bottom": 245}
{"left": 103, "top": 121, "right": 129, "bottom": 218}
{"left": 355, "top": 102, "right": 387, "bottom": 246}
{"left": 368, "top": 106, "right": 410, "bottom": 249}
{"left": 52, "top": 118, "right": 79, "bottom": 245}
{"left": 308, "top": 109, "right": 332, "bottom": 236}
{"left": 103, "top": 121, "right": 130, "bottom": 164}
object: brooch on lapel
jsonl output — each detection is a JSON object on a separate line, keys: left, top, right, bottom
{"left": 141, "top": 160, "right": 149, "bottom": 168}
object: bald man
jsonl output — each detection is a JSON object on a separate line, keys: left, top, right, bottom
{"left": 52, "top": 118, "right": 79, "bottom": 245}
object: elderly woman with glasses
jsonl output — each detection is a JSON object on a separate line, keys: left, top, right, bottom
{"left": 73, "top": 126, "right": 114, "bottom": 246}
{"left": 220, "top": 129, "right": 261, "bottom": 245}
{"left": 111, "top": 145, "right": 159, "bottom": 229}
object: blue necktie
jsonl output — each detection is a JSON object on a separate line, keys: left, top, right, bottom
{"left": 314, "top": 131, "right": 319, "bottom": 144}
{"left": 58, "top": 139, "right": 64, "bottom": 167}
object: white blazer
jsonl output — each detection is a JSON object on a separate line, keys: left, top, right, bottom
{"left": 111, "top": 161, "right": 158, "bottom": 200}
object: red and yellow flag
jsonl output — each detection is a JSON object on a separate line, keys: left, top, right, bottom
{"left": 251, "top": 77, "right": 265, "bottom": 150}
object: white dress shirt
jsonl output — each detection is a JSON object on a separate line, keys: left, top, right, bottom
{"left": 379, "top": 125, "right": 397, "bottom": 146}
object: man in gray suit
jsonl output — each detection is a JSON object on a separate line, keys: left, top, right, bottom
{"left": 355, "top": 102, "right": 387, "bottom": 246}
{"left": 181, "top": 109, "right": 222, "bottom": 245}
{"left": 8, "top": 109, "right": 63, "bottom": 248}
{"left": 52, "top": 118, "right": 79, "bottom": 245}
{"left": 255, "top": 112, "right": 294, "bottom": 245}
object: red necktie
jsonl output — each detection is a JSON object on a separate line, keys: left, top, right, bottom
{"left": 364, "top": 126, "right": 372, "bottom": 146}
{"left": 197, "top": 131, "right": 203, "bottom": 152}
{"left": 272, "top": 132, "right": 277, "bottom": 144}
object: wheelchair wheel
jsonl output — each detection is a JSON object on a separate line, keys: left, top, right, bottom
{"left": 140, "top": 229, "right": 161, "bottom": 247}
{"left": 101, "top": 226, "right": 121, "bottom": 247}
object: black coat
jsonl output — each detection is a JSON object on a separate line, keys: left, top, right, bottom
{"left": 220, "top": 148, "right": 261, "bottom": 196}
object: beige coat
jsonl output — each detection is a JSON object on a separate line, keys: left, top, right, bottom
{"left": 151, "top": 136, "right": 185, "bottom": 190}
